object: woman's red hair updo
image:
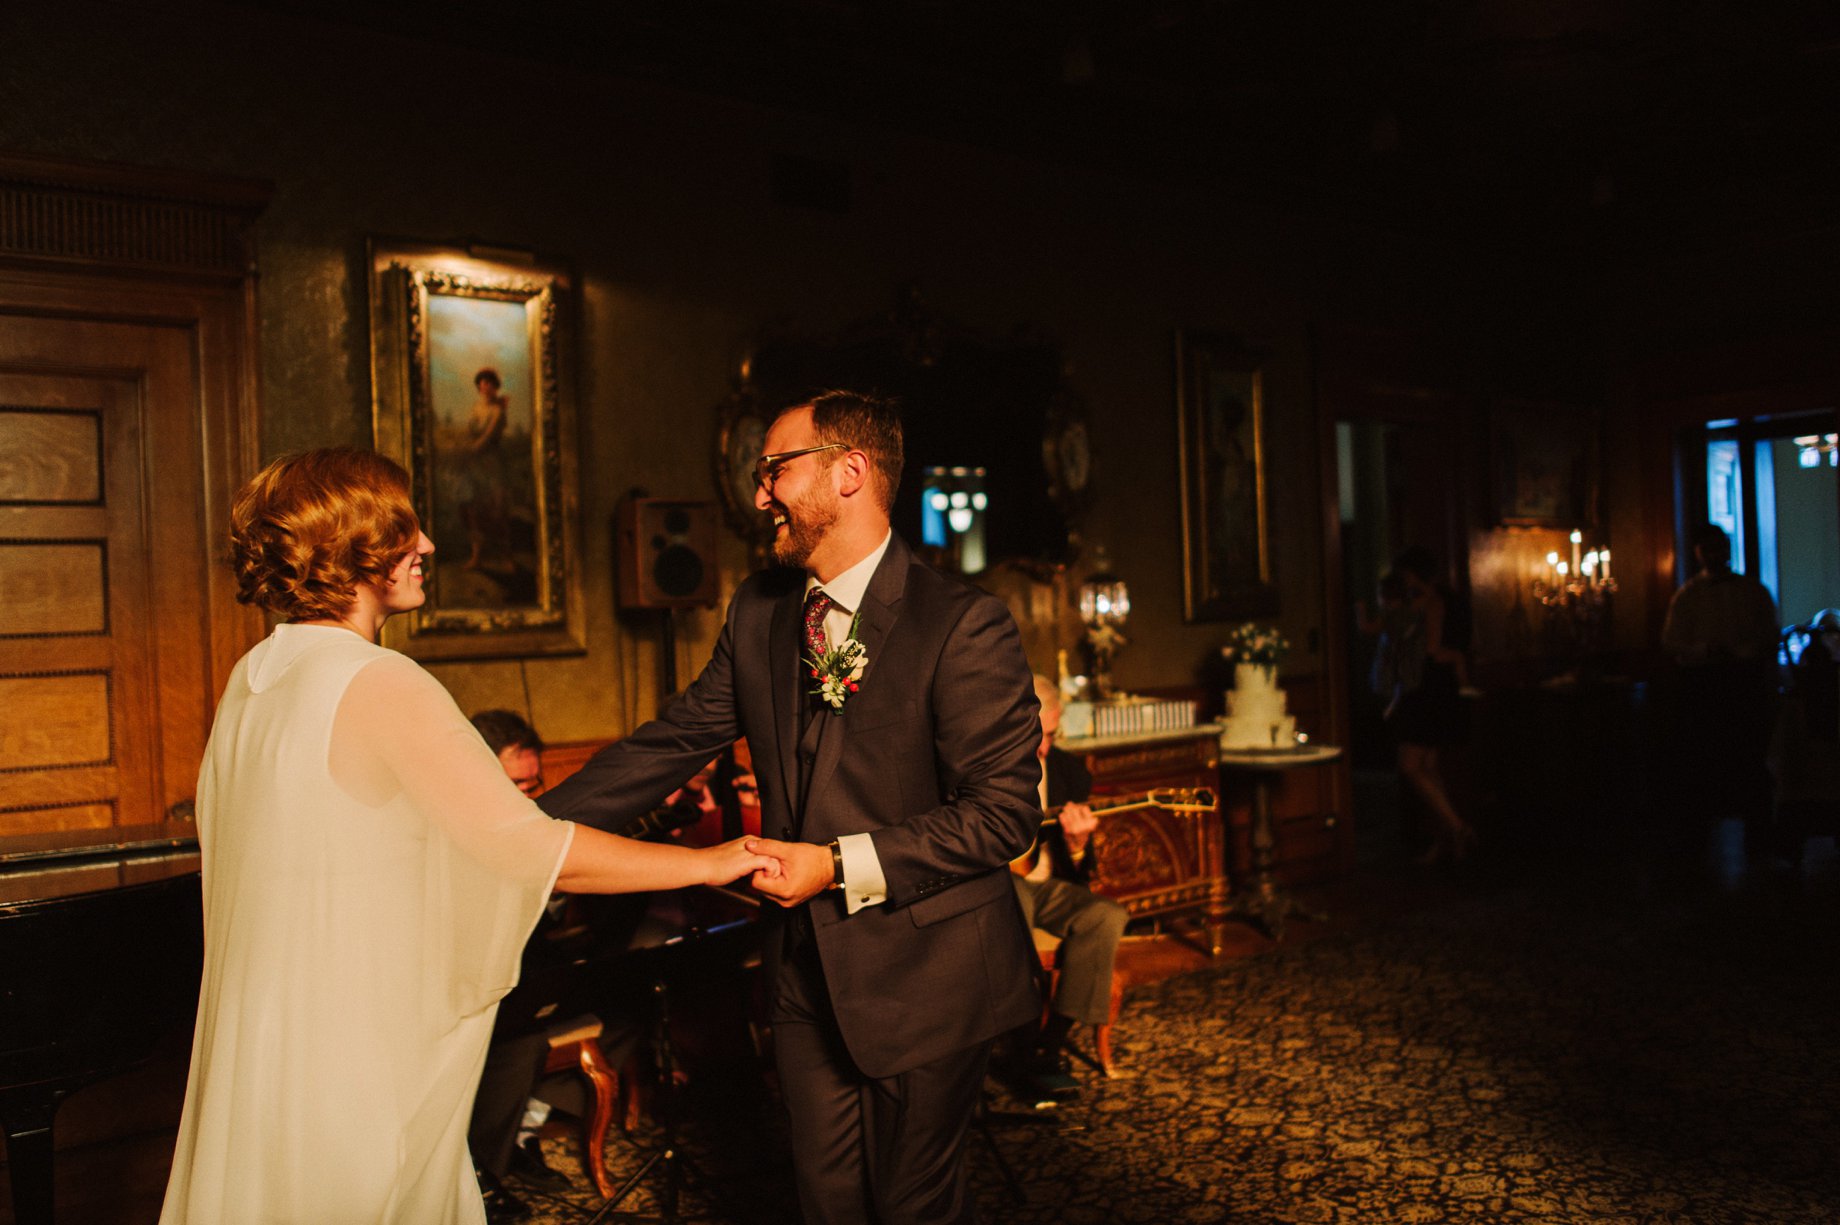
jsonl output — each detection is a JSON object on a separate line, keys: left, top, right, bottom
{"left": 229, "top": 448, "right": 422, "bottom": 621}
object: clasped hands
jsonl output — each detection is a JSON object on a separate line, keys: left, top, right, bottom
{"left": 743, "top": 838, "right": 835, "bottom": 907}
{"left": 719, "top": 811, "right": 1093, "bottom": 904}
{"left": 698, "top": 837, "right": 832, "bottom": 907}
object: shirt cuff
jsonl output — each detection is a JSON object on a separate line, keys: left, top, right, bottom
{"left": 836, "top": 832, "right": 887, "bottom": 914}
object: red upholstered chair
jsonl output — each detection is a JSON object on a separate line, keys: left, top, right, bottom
{"left": 541, "top": 1018, "right": 621, "bottom": 1199}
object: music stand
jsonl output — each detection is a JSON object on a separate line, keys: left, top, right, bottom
{"left": 580, "top": 907, "right": 755, "bottom": 1224}
{"left": 973, "top": 959, "right": 1088, "bottom": 1208}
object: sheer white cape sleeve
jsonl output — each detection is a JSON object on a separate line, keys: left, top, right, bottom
{"left": 331, "top": 653, "right": 574, "bottom": 1019}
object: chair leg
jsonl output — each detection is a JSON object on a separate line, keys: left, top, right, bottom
{"left": 574, "top": 1040, "right": 619, "bottom": 1200}
{"left": 1098, "top": 970, "right": 1125, "bottom": 1077}
{"left": 1038, "top": 956, "right": 1060, "bottom": 1029}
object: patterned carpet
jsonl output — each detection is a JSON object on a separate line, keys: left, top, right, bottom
{"left": 517, "top": 843, "right": 1840, "bottom": 1224}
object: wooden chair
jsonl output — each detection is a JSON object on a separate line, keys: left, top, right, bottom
{"left": 1031, "top": 930, "right": 1125, "bottom": 1077}
{"left": 542, "top": 1017, "right": 621, "bottom": 1199}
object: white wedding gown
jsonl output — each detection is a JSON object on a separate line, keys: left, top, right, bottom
{"left": 160, "top": 623, "right": 573, "bottom": 1224}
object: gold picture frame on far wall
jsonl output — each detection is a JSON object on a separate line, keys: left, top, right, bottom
{"left": 1175, "top": 331, "right": 1278, "bottom": 622}
{"left": 368, "top": 239, "right": 585, "bottom": 660}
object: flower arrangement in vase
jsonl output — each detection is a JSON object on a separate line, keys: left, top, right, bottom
{"left": 1221, "top": 622, "right": 1289, "bottom": 687}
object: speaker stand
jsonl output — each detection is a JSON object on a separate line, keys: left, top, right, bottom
{"left": 659, "top": 608, "right": 679, "bottom": 696}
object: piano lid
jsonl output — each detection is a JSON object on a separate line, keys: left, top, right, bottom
{"left": 0, "top": 822, "right": 199, "bottom": 905}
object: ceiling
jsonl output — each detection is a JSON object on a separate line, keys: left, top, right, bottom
{"left": 243, "top": 0, "right": 1840, "bottom": 251}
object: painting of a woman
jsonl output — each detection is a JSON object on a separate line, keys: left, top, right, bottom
{"left": 427, "top": 296, "right": 539, "bottom": 608}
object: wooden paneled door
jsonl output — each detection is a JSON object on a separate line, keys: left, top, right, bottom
{"left": 0, "top": 153, "right": 266, "bottom": 841}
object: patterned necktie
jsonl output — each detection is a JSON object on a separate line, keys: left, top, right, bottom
{"left": 802, "top": 588, "right": 834, "bottom": 660}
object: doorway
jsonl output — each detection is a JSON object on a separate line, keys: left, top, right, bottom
{"left": 0, "top": 153, "right": 264, "bottom": 844}
{"left": 1679, "top": 410, "right": 1840, "bottom": 631}
{"left": 1335, "top": 417, "right": 1467, "bottom": 769}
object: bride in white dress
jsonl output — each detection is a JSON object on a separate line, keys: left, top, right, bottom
{"left": 159, "top": 448, "right": 776, "bottom": 1225}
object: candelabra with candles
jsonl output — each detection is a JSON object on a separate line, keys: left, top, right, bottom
{"left": 1531, "top": 529, "right": 1616, "bottom": 652}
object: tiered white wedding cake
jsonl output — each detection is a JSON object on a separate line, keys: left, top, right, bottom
{"left": 1222, "top": 663, "right": 1295, "bottom": 750}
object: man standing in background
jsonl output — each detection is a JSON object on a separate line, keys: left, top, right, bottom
{"left": 1661, "top": 523, "right": 1781, "bottom": 839}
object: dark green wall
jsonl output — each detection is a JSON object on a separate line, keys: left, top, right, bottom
{"left": 2, "top": 0, "right": 1559, "bottom": 738}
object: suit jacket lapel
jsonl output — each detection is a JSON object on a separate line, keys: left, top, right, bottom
{"left": 768, "top": 583, "right": 804, "bottom": 826}
{"left": 801, "top": 536, "right": 912, "bottom": 832}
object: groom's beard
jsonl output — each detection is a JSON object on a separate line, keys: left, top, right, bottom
{"left": 771, "top": 484, "right": 839, "bottom": 569}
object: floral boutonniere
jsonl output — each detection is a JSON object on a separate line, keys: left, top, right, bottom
{"left": 808, "top": 612, "right": 869, "bottom": 714}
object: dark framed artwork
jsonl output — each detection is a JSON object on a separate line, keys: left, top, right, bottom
{"left": 368, "top": 239, "right": 585, "bottom": 660}
{"left": 1490, "top": 401, "right": 1600, "bottom": 527}
{"left": 709, "top": 289, "right": 1090, "bottom": 571}
{"left": 1175, "top": 331, "right": 1275, "bottom": 621}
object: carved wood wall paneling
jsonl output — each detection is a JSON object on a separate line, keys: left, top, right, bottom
{"left": 0, "top": 152, "right": 266, "bottom": 279}
{"left": 0, "top": 187, "right": 246, "bottom": 273}
{"left": 0, "top": 152, "right": 266, "bottom": 842}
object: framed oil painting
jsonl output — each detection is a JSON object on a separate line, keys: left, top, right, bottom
{"left": 1175, "top": 331, "right": 1276, "bottom": 621}
{"left": 369, "top": 239, "right": 584, "bottom": 660}
{"left": 1491, "top": 401, "right": 1599, "bottom": 528}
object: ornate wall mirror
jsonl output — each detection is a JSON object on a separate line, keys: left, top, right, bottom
{"left": 713, "top": 289, "right": 1092, "bottom": 572}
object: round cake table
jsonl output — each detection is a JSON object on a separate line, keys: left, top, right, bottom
{"left": 1217, "top": 743, "right": 1342, "bottom": 940}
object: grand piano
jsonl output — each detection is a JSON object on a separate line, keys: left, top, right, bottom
{"left": 0, "top": 752, "right": 763, "bottom": 1224}
{"left": 0, "top": 803, "right": 762, "bottom": 1224}
{"left": 0, "top": 826, "right": 203, "bottom": 1225}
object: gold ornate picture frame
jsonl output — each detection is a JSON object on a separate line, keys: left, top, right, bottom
{"left": 368, "top": 239, "right": 584, "bottom": 660}
{"left": 1175, "top": 331, "right": 1276, "bottom": 621}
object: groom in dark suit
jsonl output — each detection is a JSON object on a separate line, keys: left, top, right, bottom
{"left": 536, "top": 390, "right": 1043, "bottom": 1223}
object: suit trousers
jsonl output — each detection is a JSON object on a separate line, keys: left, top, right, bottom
{"left": 1011, "top": 876, "right": 1128, "bottom": 1027}
{"left": 467, "top": 1031, "right": 549, "bottom": 1178}
{"left": 770, "top": 934, "right": 989, "bottom": 1225}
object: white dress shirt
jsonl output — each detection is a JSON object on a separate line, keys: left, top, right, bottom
{"left": 1024, "top": 762, "right": 1054, "bottom": 883}
{"left": 806, "top": 532, "right": 892, "bottom": 913}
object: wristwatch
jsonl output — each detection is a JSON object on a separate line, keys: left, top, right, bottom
{"left": 828, "top": 840, "right": 845, "bottom": 890}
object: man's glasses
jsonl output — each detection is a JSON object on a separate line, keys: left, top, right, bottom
{"left": 754, "top": 443, "right": 847, "bottom": 490}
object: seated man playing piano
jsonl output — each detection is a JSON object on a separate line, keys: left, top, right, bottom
{"left": 1008, "top": 675, "right": 1130, "bottom": 1095}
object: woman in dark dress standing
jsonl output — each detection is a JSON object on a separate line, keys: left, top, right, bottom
{"left": 1389, "top": 547, "right": 1477, "bottom": 863}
